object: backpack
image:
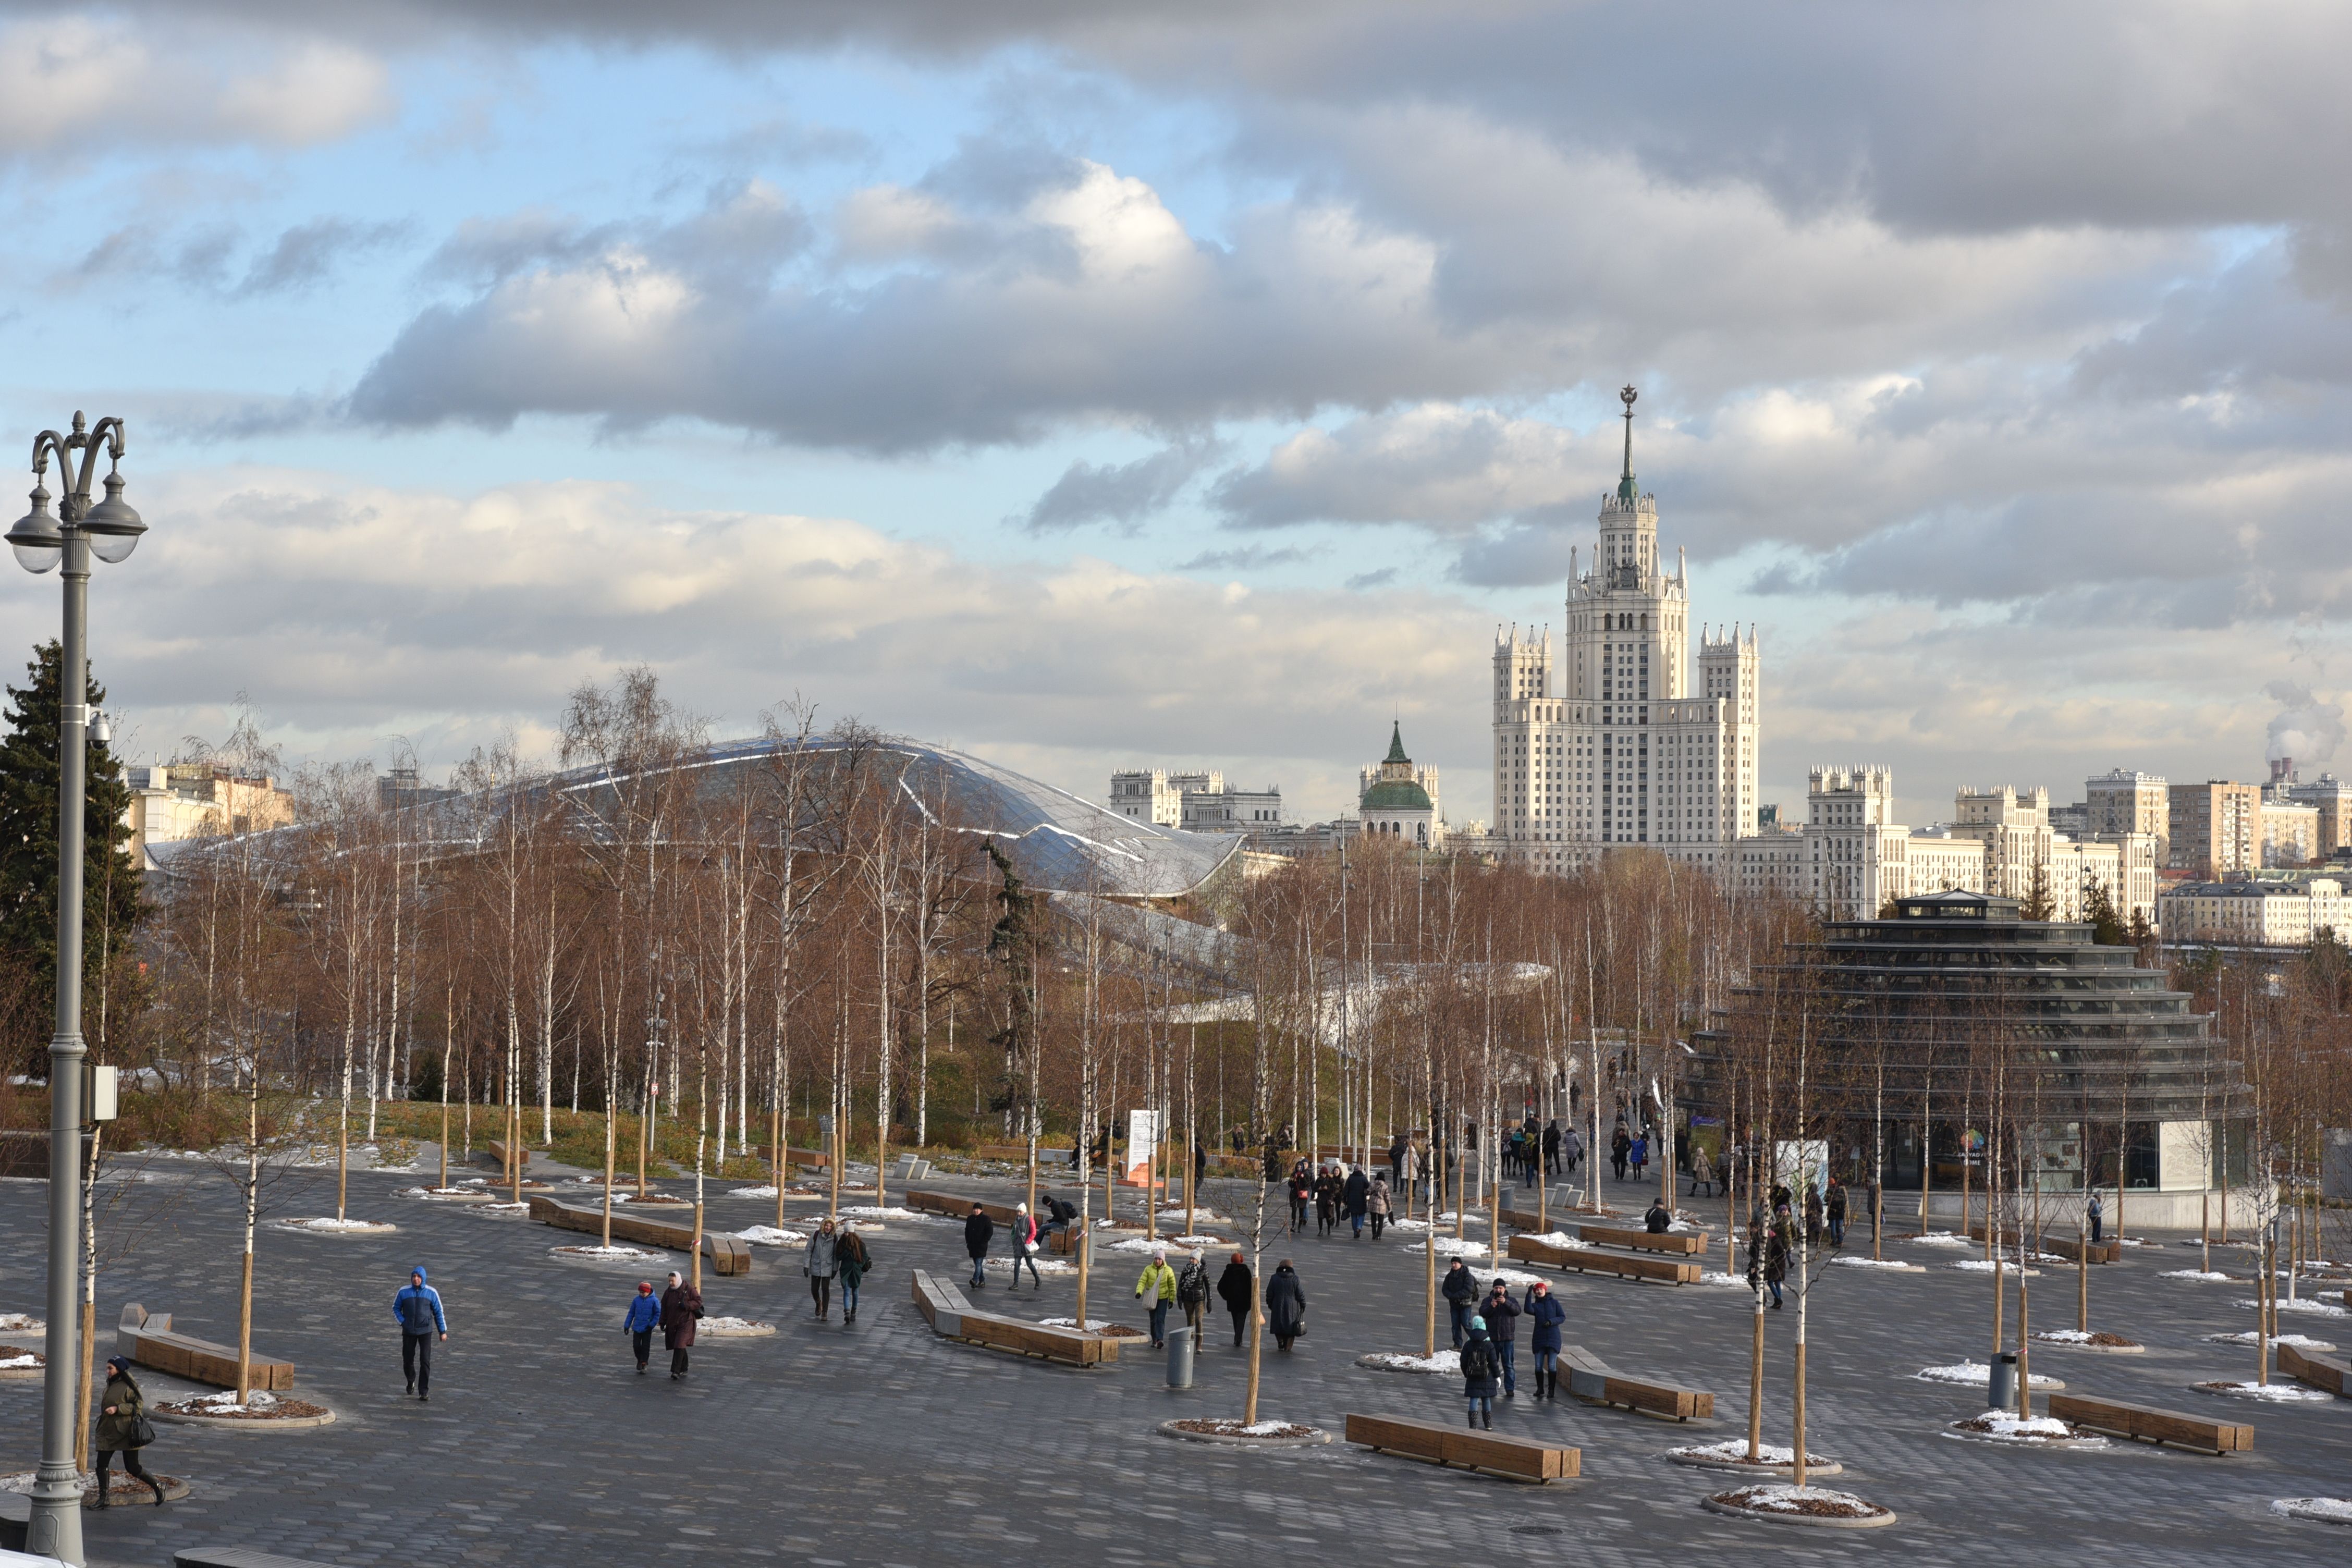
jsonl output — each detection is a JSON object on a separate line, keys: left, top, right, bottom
{"left": 1461, "top": 1339, "right": 1497, "bottom": 1382}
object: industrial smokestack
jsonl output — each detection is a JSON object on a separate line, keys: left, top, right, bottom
{"left": 2272, "top": 756, "right": 2295, "bottom": 787}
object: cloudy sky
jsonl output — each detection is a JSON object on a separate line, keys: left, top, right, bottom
{"left": 2, "top": 1, "right": 2347, "bottom": 826}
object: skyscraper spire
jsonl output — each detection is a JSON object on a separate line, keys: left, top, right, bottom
{"left": 1617, "top": 384, "right": 1639, "bottom": 502}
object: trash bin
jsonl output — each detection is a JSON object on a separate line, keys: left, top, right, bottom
{"left": 1989, "top": 1351, "right": 2018, "bottom": 1411}
{"left": 1166, "top": 1325, "right": 1195, "bottom": 1389}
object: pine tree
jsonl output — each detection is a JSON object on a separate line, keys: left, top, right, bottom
{"left": 2018, "top": 857, "right": 2055, "bottom": 921}
{"left": 2081, "top": 878, "right": 2130, "bottom": 945}
{"left": 0, "top": 641, "right": 146, "bottom": 1074}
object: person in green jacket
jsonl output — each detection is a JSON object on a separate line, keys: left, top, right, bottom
{"left": 92, "top": 1356, "right": 166, "bottom": 1508}
{"left": 1134, "top": 1250, "right": 1179, "bottom": 1348}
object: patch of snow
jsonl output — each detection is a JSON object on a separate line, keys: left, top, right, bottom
{"left": 2206, "top": 1331, "right": 2335, "bottom": 1350}
{"left": 1409, "top": 1238, "right": 1490, "bottom": 1259}
{"left": 1906, "top": 1232, "right": 1972, "bottom": 1248}
{"left": 1669, "top": 1440, "right": 1828, "bottom": 1464}
{"left": 0, "top": 1315, "right": 42, "bottom": 1333}
{"left": 469, "top": 1202, "right": 530, "bottom": 1217}
{"left": 2271, "top": 1497, "right": 2352, "bottom": 1524}
{"left": 839, "top": 1205, "right": 942, "bottom": 1223}
{"left": 1696, "top": 1272, "right": 1752, "bottom": 1288}
{"left": 1833, "top": 1257, "right": 1916, "bottom": 1270}
{"left": 1950, "top": 1259, "right": 2039, "bottom": 1275}
{"left": 1167, "top": 1235, "right": 1227, "bottom": 1246}
{"left": 1109, "top": 1238, "right": 1188, "bottom": 1254}
{"left": 1039, "top": 1317, "right": 1123, "bottom": 1331}
{"left": 698, "top": 1317, "right": 774, "bottom": 1336}
{"left": 981, "top": 1256, "right": 1075, "bottom": 1276}
{"left": 1521, "top": 1231, "right": 1591, "bottom": 1250}
{"left": 1241, "top": 1419, "right": 1295, "bottom": 1436}
{"left": 733, "top": 1226, "right": 808, "bottom": 1246}
{"left": 1358, "top": 1350, "right": 1461, "bottom": 1374}
{"left": 2199, "top": 1380, "right": 2333, "bottom": 1402}
{"left": 549, "top": 1245, "right": 661, "bottom": 1260}
{"left": 180, "top": 1389, "right": 279, "bottom": 1414}
{"left": 729, "top": 1185, "right": 780, "bottom": 1199}
{"left": 2237, "top": 1296, "right": 2351, "bottom": 1319}
{"left": 1712, "top": 1484, "right": 1883, "bottom": 1516}
{"left": 1160, "top": 1209, "right": 1229, "bottom": 1224}
{"left": 0, "top": 1355, "right": 38, "bottom": 1370}
{"left": 2161, "top": 1269, "right": 2235, "bottom": 1282}
{"left": 279, "top": 1216, "right": 396, "bottom": 1232}
{"left": 1916, "top": 1361, "right": 2062, "bottom": 1389}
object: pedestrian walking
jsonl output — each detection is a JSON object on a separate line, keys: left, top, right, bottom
{"left": 1826, "top": 1179, "right": 1848, "bottom": 1248}
{"left": 1367, "top": 1172, "right": 1392, "bottom": 1240}
{"left": 964, "top": 1202, "right": 995, "bottom": 1288}
{"left": 1009, "top": 1202, "right": 1043, "bottom": 1289}
{"left": 1460, "top": 1316, "right": 1500, "bottom": 1430}
{"left": 622, "top": 1280, "right": 661, "bottom": 1373}
{"left": 1288, "top": 1160, "right": 1313, "bottom": 1232}
{"left": 2086, "top": 1191, "right": 2104, "bottom": 1244}
{"left": 1542, "top": 1119, "right": 1562, "bottom": 1177}
{"left": 1763, "top": 1216, "right": 1790, "bottom": 1309}
{"left": 392, "top": 1265, "right": 447, "bottom": 1401}
{"left": 1177, "top": 1247, "right": 1211, "bottom": 1341}
{"left": 1388, "top": 1132, "right": 1408, "bottom": 1189}
{"left": 1440, "top": 1257, "right": 1479, "bottom": 1348}
{"left": 1265, "top": 1259, "right": 1306, "bottom": 1351}
{"left": 1403, "top": 1139, "right": 1427, "bottom": 1205}
{"left": 1563, "top": 1125, "right": 1583, "bottom": 1174}
{"left": 1313, "top": 1164, "right": 1341, "bottom": 1238}
{"left": 837, "top": 1222, "right": 872, "bottom": 1322}
{"left": 1480, "top": 1279, "right": 1521, "bottom": 1398}
{"left": 91, "top": 1356, "right": 165, "bottom": 1508}
{"left": 1217, "top": 1252, "right": 1254, "bottom": 1346}
{"left": 1804, "top": 1181, "right": 1824, "bottom": 1248}
{"left": 1135, "top": 1249, "right": 1178, "bottom": 1347}
{"left": 1689, "top": 1146, "right": 1716, "bottom": 1198}
{"left": 1343, "top": 1163, "right": 1370, "bottom": 1240}
{"left": 1523, "top": 1281, "right": 1565, "bottom": 1401}
{"left": 659, "top": 1269, "right": 704, "bottom": 1379}
{"left": 1630, "top": 1131, "right": 1649, "bottom": 1182}
{"left": 1610, "top": 1124, "right": 1631, "bottom": 1181}
{"left": 804, "top": 1218, "right": 840, "bottom": 1319}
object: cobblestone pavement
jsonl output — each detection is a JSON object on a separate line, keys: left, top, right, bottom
{"left": 3, "top": 1158, "right": 2348, "bottom": 1566}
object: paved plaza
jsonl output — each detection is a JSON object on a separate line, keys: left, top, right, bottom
{"left": 3, "top": 1158, "right": 2348, "bottom": 1566}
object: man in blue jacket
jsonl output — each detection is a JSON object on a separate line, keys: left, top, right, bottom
{"left": 393, "top": 1266, "right": 448, "bottom": 1400}
{"left": 622, "top": 1280, "right": 662, "bottom": 1374}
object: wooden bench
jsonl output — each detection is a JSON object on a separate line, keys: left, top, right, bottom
{"left": 528, "top": 1195, "right": 754, "bottom": 1276}
{"left": 116, "top": 1304, "right": 293, "bottom": 1391}
{"left": 174, "top": 1549, "right": 339, "bottom": 1568}
{"left": 1560, "top": 1343, "right": 1713, "bottom": 1420}
{"left": 1963, "top": 1221, "right": 2117, "bottom": 1265}
{"left": 2280, "top": 1341, "right": 2351, "bottom": 1397}
{"left": 910, "top": 1270, "right": 1113, "bottom": 1366}
{"left": 1579, "top": 1223, "right": 1709, "bottom": 1256}
{"left": 2045, "top": 1393, "right": 2252, "bottom": 1454}
{"left": 906, "top": 1189, "right": 1032, "bottom": 1226}
{"left": 1344, "top": 1412, "right": 1578, "bottom": 1483}
{"left": 974, "top": 1144, "right": 1075, "bottom": 1167}
{"left": 1508, "top": 1234, "right": 1701, "bottom": 1284}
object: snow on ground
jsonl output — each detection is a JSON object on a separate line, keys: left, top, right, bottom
{"left": 1110, "top": 1238, "right": 1186, "bottom": 1254}
{"left": 278, "top": 1216, "right": 397, "bottom": 1232}
{"left": 171, "top": 1389, "right": 280, "bottom": 1415}
{"left": 0, "top": 1355, "right": 38, "bottom": 1370}
{"left": 2162, "top": 1269, "right": 2235, "bottom": 1282}
{"left": 1711, "top": 1485, "right": 1882, "bottom": 1515}
{"left": 1668, "top": 1440, "right": 1828, "bottom": 1464}
{"left": 1520, "top": 1231, "right": 1591, "bottom": 1250}
{"left": 1358, "top": 1350, "right": 1461, "bottom": 1374}
{"left": 1906, "top": 1232, "right": 1973, "bottom": 1248}
{"left": 1833, "top": 1257, "right": 1917, "bottom": 1270}
{"left": 1916, "top": 1361, "right": 2062, "bottom": 1389}
{"left": 549, "top": 1245, "right": 661, "bottom": 1261}
{"left": 1696, "top": 1272, "right": 1752, "bottom": 1288}
{"left": 0, "top": 1316, "right": 42, "bottom": 1333}
{"left": 837, "top": 1206, "right": 945, "bottom": 1223}
{"left": 699, "top": 1317, "right": 775, "bottom": 1336}
{"left": 1160, "top": 1209, "right": 1230, "bottom": 1224}
{"left": 2198, "top": 1380, "right": 2333, "bottom": 1402}
{"left": 1950, "top": 1259, "right": 2039, "bottom": 1275}
{"left": 1040, "top": 1318, "right": 1125, "bottom": 1331}
{"left": 1407, "top": 1238, "right": 1490, "bottom": 1258}
{"left": 2206, "top": 1331, "right": 2335, "bottom": 1350}
{"left": 468, "top": 1202, "right": 530, "bottom": 1217}
{"left": 2238, "top": 1296, "right": 2351, "bottom": 1319}
{"left": 1959, "top": 1411, "right": 2082, "bottom": 1439}
{"left": 981, "top": 1256, "right": 1075, "bottom": 1276}
{"left": 733, "top": 1226, "right": 808, "bottom": 1246}
{"left": 729, "top": 1185, "right": 780, "bottom": 1198}
{"left": 2270, "top": 1497, "right": 2352, "bottom": 1524}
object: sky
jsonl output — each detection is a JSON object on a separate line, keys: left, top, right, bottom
{"left": 2, "top": 1, "right": 2349, "bottom": 828}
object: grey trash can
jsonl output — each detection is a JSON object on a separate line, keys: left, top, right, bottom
{"left": 1167, "top": 1325, "right": 1195, "bottom": 1389}
{"left": 1988, "top": 1351, "right": 2018, "bottom": 1411}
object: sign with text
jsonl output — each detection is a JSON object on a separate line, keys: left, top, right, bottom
{"left": 1125, "top": 1109, "right": 1161, "bottom": 1185}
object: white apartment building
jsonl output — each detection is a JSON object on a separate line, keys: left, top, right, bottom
{"left": 1491, "top": 387, "right": 1760, "bottom": 875}
{"left": 1106, "top": 769, "right": 1283, "bottom": 832}
{"left": 2159, "top": 878, "right": 2352, "bottom": 946}
{"left": 1731, "top": 769, "right": 2158, "bottom": 927}
{"left": 2260, "top": 799, "right": 2321, "bottom": 867}
{"left": 2087, "top": 769, "right": 2169, "bottom": 864}
{"left": 125, "top": 763, "right": 295, "bottom": 862}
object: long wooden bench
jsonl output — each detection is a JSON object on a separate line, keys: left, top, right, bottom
{"left": 2046, "top": 1393, "right": 2252, "bottom": 1453}
{"left": 528, "top": 1195, "right": 754, "bottom": 1276}
{"left": 116, "top": 1304, "right": 293, "bottom": 1391}
{"left": 174, "top": 1549, "right": 339, "bottom": 1568}
{"left": 1579, "top": 1223, "right": 1708, "bottom": 1256}
{"left": 1560, "top": 1343, "right": 1713, "bottom": 1420}
{"left": 1508, "top": 1233, "right": 1701, "bottom": 1284}
{"left": 1964, "top": 1221, "right": 2117, "bottom": 1264}
{"left": 975, "top": 1143, "right": 1075, "bottom": 1166}
{"left": 906, "top": 1189, "right": 1020, "bottom": 1224}
{"left": 1343, "top": 1412, "right": 1578, "bottom": 1483}
{"left": 2280, "top": 1341, "right": 2351, "bottom": 1397}
{"left": 909, "top": 1270, "right": 1114, "bottom": 1366}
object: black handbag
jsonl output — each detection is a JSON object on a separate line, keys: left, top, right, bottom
{"left": 129, "top": 1414, "right": 157, "bottom": 1447}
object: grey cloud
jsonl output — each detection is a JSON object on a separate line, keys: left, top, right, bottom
{"left": 423, "top": 210, "right": 623, "bottom": 287}
{"left": 1449, "top": 512, "right": 1580, "bottom": 589}
{"left": 237, "top": 217, "right": 409, "bottom": 296}
{"left": 1175, "top": 544, "right": 1316, "bottom": 572}
{"left": 1024, "top": 439, "right": 1222, "bottom": 533}
{"left": 1343, "top": 568, "right": 1395, "bottom": 591}
{"left": 2264, "top": 680, "right": 2345, "bottom": 768}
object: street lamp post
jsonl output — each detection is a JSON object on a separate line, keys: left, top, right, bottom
{"left": 8, "top": 411, "right": 145, "bottom": 1566}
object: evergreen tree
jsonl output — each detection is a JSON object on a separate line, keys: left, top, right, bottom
{"left": 2081, "top": 878, "right": 2130, "bottom": 945}
{"left": 2018, "top": 857, "right": 2056, "bottom": 921}
{"left": 0, "top": 641, "right": 146, "bottom": 1073}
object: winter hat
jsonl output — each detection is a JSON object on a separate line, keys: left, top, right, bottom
{"left": 106, "top": 1355, "right": 130, "bottom": 1375}
{"left": 1469, "top": 1315, "right": 1487, "bottom": 1332}
{"left": 1015, "top": 1202, "right": 1028, "bottom": 1213}
{"left": 637, "top": 1281, "right": 654, "bottom": 1293}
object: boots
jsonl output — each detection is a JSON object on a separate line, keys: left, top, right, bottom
{"left": 1465, "top": 1412, "right": 1478, "bottom": 1429}
{"left": 151, "top": 1477, "right": 167, "bottom": 1506}
{"left": 1481, "top": 1408, "right": 1493, "bottom": 1430}
{"left": 92, "top": 1483, "right": 109, "bottom": 1511}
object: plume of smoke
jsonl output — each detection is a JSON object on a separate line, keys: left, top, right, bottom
{"left": 2263, "top": 680, "right": 2344, "bottom": 767}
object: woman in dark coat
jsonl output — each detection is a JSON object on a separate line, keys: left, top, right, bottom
{"left": 1342, "top": 1165, "right": 1371, "bottom": 1240}
{"left": 659, "top": 1270, "right": 704, "bottom": 1379}
{"left": 1264, "top": 1259, "right": 1306, "bottom": 1351}
{"left": 92, "top": 1355, "right": 165, "bottom": 1506}
{"left": 1523, "top": 1281, "right": 1567, "bottom": 1401}
{"left": 1313, "top": 1168, "right": 1341, "bottom": 1237}
{"left": 1216, "top": 1253, "right": 1254, "bottom": 1346}
{"left": 1460, "top": 1316, "right": 1501, "bottom": 1429}
{"left": 835, "top": 1223, "right": 872, "bottom": 1324}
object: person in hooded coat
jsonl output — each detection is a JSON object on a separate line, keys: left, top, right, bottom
{"left": 1176, "top": 1248, "right": 1212, "bottom": 1340}
{"left": 1522, "top": 1280, "right": 1566, "bottom": 1400}
{"left": 804, "top": 1218, "right": 839, "bottom": 1319}
{"left": 963, "top": 1203, "right": 995, "bottom": 1288}
{"left": 659, "top": 1269, "right": 704, "bottom": 1379}
{"left": 391, "top": 1264, "right": 447, "bottom": 1400}
{"left": 1264, "top": 1259, "right": 1306, "bottom": 1351}
{"left": 622, "top": 1280, "right": 662, "bottom": 1373}
{"left": 835, "top": 1222, "right": 872, "bottom": 1322}
{"left": 1342, "top": 1164, "right": 1371, "bottom": 1240}
{"left": 1216, "top": 1253, "right": 1254, "bottom": 1347}
{"left": 1367, "top": 1172, "right": 1393, "bottom": 1240}
{"left": 1460, "top": 1315, "right": 1501, "bottom": 1429}
{"left": 91, "top": 1355, "right": 165, "bottom": 1507}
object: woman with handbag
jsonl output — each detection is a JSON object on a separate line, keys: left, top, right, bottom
{"left": 93, "top": 1355, "right": 166, "bottom": 1507}
{"left": 836, "top": 1222, "right": 872, "bottom": 1324}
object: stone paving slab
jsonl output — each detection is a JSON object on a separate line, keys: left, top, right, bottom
{"left": 1, "top": 1161, "right": 2346, "bottom": 1566}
